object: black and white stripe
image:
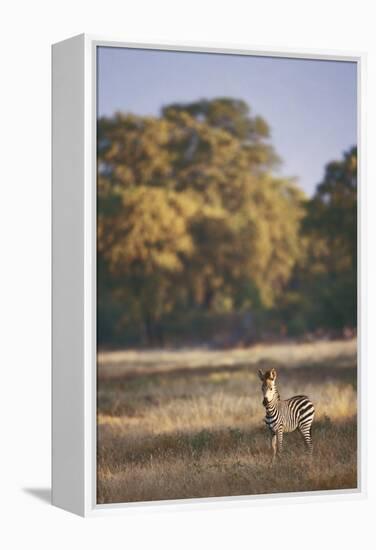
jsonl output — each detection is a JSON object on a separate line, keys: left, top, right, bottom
{"left": 258, "top": 368, "right": 315, "bottom": 463}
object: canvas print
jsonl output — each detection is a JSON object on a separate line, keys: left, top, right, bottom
{"left": 96, "top": 47, "right": 357, "bottom": 504}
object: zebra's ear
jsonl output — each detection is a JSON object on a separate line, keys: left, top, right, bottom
{"left": 270, "top": 368, "right": 277, "bottom": 380}
{"left": 257, "top": 369, "right": 264, "bottom": 381}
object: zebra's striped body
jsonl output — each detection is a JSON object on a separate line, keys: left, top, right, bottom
{"left": 258, "top": 368, "right": 315, "bottom": 463}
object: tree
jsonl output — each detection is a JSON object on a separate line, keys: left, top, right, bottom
{"left": 97, "top": 99, "right": 305, "bottom": 345}
{"left": 283, "top": 146, "right": 357, "bottom": 332}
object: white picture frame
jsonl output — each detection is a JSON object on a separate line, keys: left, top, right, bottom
{"left": 52, "top": 33, "right": 366, "bottom": 517}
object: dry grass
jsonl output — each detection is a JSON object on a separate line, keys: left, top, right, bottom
{"left": 98, "top": 338, "right": 356, "bottom": 379}
{"left": 97, "top": 339, "right": 357, "bottom": 504}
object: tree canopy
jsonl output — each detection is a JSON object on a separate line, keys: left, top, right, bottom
{"left": 295, "top": 146, "right": 357, "bottom": 330}
{"left": 97, "top": 99, "right": 357, "bottom": 347}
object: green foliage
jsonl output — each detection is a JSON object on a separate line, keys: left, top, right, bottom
{"left": 279, "top": 147, "right": 357, "bottom": 333}
{"left": 97, "top": 99, "right": 356, "bottom": 346}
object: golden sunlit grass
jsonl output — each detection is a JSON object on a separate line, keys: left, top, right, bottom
{"left": 97, "top": 339, "right": 357, "bottom": 504}
{"left": 97, "top": 338, "right": 356, "bottom": 379}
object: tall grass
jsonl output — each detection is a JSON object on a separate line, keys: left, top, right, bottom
{"left": 97, "top": 339, "right": 357, "bottom": 504}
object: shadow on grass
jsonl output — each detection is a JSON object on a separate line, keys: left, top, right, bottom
{"left": 97, "top": 417, "right": 357, "bottom": 504}
{"left": 98, "top": 417, "right": 356, "bottom": 467}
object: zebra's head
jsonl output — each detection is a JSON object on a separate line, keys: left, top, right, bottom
{"left": 258, "top": 368, "right": 277, "bottom": 406}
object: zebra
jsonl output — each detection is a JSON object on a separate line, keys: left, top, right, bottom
{"left": 258, "top": 367, "right": 315, "bottom": 464}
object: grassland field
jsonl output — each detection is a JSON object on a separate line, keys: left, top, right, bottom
{"left": 97, "top": 338, "right": 357, "bottom": 504}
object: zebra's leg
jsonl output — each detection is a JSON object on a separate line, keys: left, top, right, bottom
{"left": 299, "top": 421, "right": 313, "bottom": 454}
{"left": 270, "top": 433, "right": 277, "bottom": 466}
{"left": 277, "top": 427, "right": 284, "bottom": 455}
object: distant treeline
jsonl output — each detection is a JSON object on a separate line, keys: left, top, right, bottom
{"left": 97, "top": 98, "right": 356, "bottom": 348}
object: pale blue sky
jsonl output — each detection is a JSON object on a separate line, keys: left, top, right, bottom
{"left": 97, "top": 47, "right": 357, "bottom": 196}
